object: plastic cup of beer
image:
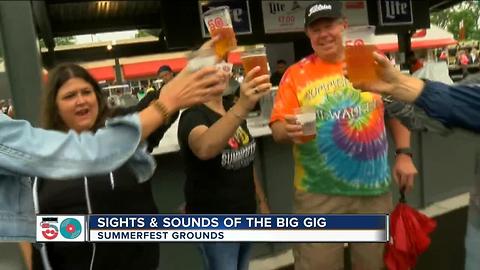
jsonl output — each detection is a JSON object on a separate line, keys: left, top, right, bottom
{"left": 186, "top": 48, "right": 217, "bottom": 72}
{"left": 345, "top": 43, "right": 379, "bottom": 85}
{"left": 203, "top": 6, "right": 237, "bottom": 59}
{"left": 294, "top": 107, "right": 317, "bottom": 141}
{"left": 240, "top": 46, "right": 270, "bottom": 78}
{"left": 344, "top": 25, "right": 378, "bottom": 85}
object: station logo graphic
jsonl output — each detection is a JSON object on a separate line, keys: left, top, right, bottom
{"left": 37, "top": 215, "right": 86, "bottom": 242}
{"left": 40, "top": 217, "right": 59, "bottom": 240}
{"left": 60, "top": 218, "right": 82, "bottom": 239}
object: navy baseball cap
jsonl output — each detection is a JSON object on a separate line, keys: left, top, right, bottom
{"left": 304, "top": 1, "right": 343, "bottom": 27}
{"left": 157, "top": 65, "right": 172, "bottom": 75}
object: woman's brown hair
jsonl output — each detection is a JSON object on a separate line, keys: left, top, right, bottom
{"left": 41, "top": 63, "right": 109, "bottom": 131}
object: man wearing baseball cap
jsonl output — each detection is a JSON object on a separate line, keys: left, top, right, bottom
{"left": 157, "top": 65, "right": 175, "bottom": 84}
{"left": 269, "top": 1, "right": 417, "bottom": 269}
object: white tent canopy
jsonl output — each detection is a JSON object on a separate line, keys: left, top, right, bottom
{"left": 345, "top": 25, "right": 457, "bottom": 52}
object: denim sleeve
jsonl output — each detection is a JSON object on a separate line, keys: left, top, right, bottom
{"left": 0, "top": 113, "right": 154, "bottom": 179}
{"left": 415, "top": 81, "right": 480, "bottom": 133}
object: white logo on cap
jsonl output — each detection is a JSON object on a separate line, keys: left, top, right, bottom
{"left": 308, "top": 4, "right": 332, "bottom": 17}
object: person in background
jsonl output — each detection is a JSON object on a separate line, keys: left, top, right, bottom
{"left": 144, "top": 80, "right": 156, "bottom": 95}
{"left": 270, "top": 59, "right": 287, "bottom": 86}
{"left": 157, "top": 65, "right": 175, "bottom": 85}
{"left": 177, "top": 55, "right": 272, "bottom": 269}
{"left": 407, "top": 51, "right": 424, "bottom": 74}
{"left": 269, "top": 2, "right": 417, "bottom": 269}
{"left": 120, "top": 64, "right": 180, "bottom": 152}
{"left": 459, "top": 50, "right": 470, "bottom": 66}
{"left": 0, "top": 100, "right": 5, "bottom": 113}
{"left": 439, "top": 48, "right": 448, "bottom": 62}
{"left": 469, "top": 48, "right": 479, "bottom": 65}
{"left": 7, "top": 102, "right": 14, "bottom": 118}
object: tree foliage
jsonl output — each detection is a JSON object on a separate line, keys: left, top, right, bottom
{"left": 39, "top": 36, "right": 75, "bottom": 48}
{"left": 431, "top": 1, "right": 480, "bottom": 40}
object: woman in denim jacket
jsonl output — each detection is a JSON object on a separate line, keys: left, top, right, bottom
{"left": 32, "top": 63, "right": 168, "bottom": 270}
{"left": 0, "top": 64, "right": 227, "bottom": 243}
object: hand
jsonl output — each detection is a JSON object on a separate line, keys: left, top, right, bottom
{"left": 198, "top": 35, "right": 219, "bottom": 51}
{"left": 235, "top": 66, "right": 272, "bottom": 114}
{"left": 349, "top": 52, "right": 424, "bottom": 103}
{"left": 284, "top": 115, "right": 305, "bottom": 144}
{"left": 392, "top": 154, "right": 417, "bottom": 192}
{"left": 158, "top": 67, "right": 227, "bottom": 113}
{"left": 198, "top": 36, "right": 223, "bottom": 63}
{"left": 258, "top": 200, "right": 271, "bottom": 214}
{"left": 348, "top": 52, "right": 400, "bottom": 94}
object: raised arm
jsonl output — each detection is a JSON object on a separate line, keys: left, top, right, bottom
{"left": 187, "top": 67, "right": 271, "bottom": 160}
{"left": 352, "top": 52, "right": 480, "bottom": 133}
{"left": 0, "top": 66, "right": 227, "bottom": 178}
{"left": 0, "top": 113, "right": 145, "bottom": 178}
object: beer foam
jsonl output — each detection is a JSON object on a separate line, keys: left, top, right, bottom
{"left": 240, "top": 54, "right": 266, "bottom": 59}
{"left": 296, "top": 112, "right": 316, "bottom": 124}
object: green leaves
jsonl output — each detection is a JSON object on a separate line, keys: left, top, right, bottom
{"left": 431, "top": 2, "right": 480, "bottom": 41}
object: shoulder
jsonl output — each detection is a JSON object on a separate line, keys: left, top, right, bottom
{"left": 180, "top": 105, "right": 211, "bottom": 123}
{"left": 284, "top": 54, "right": 317, "bottom": 77}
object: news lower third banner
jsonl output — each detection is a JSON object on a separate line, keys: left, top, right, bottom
{"left": 36, "top": 214, "right": 389, "bottom": 242}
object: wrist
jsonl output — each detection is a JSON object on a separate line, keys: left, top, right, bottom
{"left": 395, "top": 147, "right": 413, "bottom": 159}
{"left": 257, "top": 197, "right": 268, "bottom": 204}
{"left": 152, "top": 98, "right": 174, "bottom": 123}
{"left": 393, "top": 75, "right": 424, "bottom": 103}
{"left": 157, "top": 93, "right": 177, "bottom": 115}
{"left": 237, "top": 96, "right": 254, "bottom": 111}
{"left": 232, "top": 103, "right": 249, "bottom": 119}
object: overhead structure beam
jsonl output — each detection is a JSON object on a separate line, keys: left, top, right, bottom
{"left": 0, "top": 1, "right": 43, "bottom": 124}
{"left": 31, "top": 0, "right": 54, "bottom": 49}
{"left": 429, "top": 0, "right": 463, "bottom": 12}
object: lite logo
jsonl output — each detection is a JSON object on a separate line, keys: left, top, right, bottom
{"left": 384, "top": 0, "right": 409, "bottom": 19}
{"left": 308, "top": 4, "right": 332, "bottom": 17}
{"left": 269, "top": 2, "right": 285, "bottom": 14}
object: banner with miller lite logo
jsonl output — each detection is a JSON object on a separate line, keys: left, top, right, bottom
{"left": 378, "top": 0, "right": 413, "bottom": 26}
{"left": 261, "top": 1, "right": 368, "bottom": 34}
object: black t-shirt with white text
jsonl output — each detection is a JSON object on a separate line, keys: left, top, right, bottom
{"left": 177, "top": 104, "right": 256, "bottom": 214}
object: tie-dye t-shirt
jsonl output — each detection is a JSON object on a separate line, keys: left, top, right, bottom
{"left": 270, "top": 54, "right": 391, "bottom": 196}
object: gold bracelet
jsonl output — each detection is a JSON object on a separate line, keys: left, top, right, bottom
{"left": 151, "top": 100, "right": 171, "bottom": 123}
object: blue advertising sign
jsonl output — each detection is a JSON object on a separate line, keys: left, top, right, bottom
{"left": 378, "top": 0, "right": 413, "bottom": 26}
{"left": 199, "top": 0, "right": 252, "bottom": 37}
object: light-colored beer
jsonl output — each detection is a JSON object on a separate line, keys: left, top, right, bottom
{"left": 295, "top": 107, "right": 317, "bottom": 142}
{"left": 241, "top": 54, "right": 269, "bottom": 76}
{"left": 211, "top": 27, "right": 237, "bottom": 59}
{"left": 345, "top": 45, "right": 378, "bottom": 85}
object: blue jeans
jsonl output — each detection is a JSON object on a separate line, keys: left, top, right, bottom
{"left": 198, "top": 242, "right": 252, "bottom": 270}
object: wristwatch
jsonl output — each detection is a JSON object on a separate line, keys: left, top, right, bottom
{"left": 395, "top": 147, "right": 413, "bottom": 158}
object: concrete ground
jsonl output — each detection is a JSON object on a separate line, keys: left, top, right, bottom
{"left": 250, "top": 193, "right": 470, "bottom": 270}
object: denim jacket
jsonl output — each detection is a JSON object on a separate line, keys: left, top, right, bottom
{"left": 0, "top": 113, "right": 156, "bottom": 241}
